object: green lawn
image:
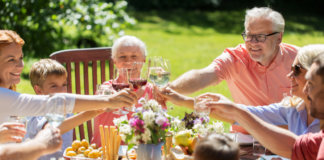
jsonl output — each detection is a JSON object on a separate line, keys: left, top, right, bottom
{"left": 17, "top": 10, "right": 324, "bottom": 132}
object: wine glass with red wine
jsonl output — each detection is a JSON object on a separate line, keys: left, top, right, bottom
{"left": 126, "top": 62, "right": 149, "bottom": 112}
{"left": 129, "top": 62, "right": 148, "bottom": 91}
{"left": 111, "top": 68, "right": 130, "bottom": 115}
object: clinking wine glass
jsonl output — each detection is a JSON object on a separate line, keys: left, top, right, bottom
{"left": 149, "top": 57, "right": 171, "bottom": 87}
{"left": 194, "top": 97, "right": 212, "bottom": 117}
{"left": 126, "top": 62, "right": 149, "bottom": 112}
{"left": 111, "top": 68, "right": 130, "bottom": 115}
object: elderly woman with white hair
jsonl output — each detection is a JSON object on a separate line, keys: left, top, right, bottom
{"left": 91, "top": 35, "right": 159, "bottom": 146}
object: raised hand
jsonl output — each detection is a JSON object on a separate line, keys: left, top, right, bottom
{"left": 34, "top": 126, "right": 62, "bottom": 155}
{"left": 106, "top": 88, "right": 137, "bottom": 109}
{"left": 206, "top": 100, "right": 239, "bottom": 123}
{"left": 0, "top": 122, "right": 26, "bottom": 143}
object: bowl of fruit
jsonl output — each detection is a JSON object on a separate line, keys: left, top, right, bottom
{"left": 63, "top": 139, "right": 103, "bottom": 160}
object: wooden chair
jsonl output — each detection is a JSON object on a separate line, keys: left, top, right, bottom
{"left": 50, "top": 47, "right": 114, "bottom": 141}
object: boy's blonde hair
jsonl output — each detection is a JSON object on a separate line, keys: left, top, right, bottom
{"left": 194, "top": 133, "right": 239, "bottom": 160}
{"left": 29, "top": 59, "right": 67, "bottom": 87}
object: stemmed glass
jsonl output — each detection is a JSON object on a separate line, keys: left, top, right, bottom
{"left": 149, "top": 57, "right": 171, "bottom": 87}
{"left": 111, "top": 68, "right": 130, "bottom": 115}
{"left": 129, "top": 62, "right": 149, "bottom": 90}
{"left": 127, "top": 62, "right": 149, "bottom": 111}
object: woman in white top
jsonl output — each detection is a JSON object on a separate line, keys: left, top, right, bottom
{"left": 0, "top": 30, "right": 137, "bottom": 143}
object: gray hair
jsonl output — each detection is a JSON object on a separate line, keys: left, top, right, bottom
{"left": 244, "top": 7, "right": 285, "bottom": 33}
{"left": 297, "top": 44, "right": 324, "bottom": 70}
{"left": 111, "top": 35, "right": 147, "bottom": 59}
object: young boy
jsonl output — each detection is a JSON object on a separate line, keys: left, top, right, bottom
{"left": 26, "top": 59, "right": 103, "bottom": 160}
{"left": 193, "top": 133, "right": 239, "bottom": 160}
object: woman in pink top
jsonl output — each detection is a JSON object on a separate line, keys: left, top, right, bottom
{"left": 92, "top": 35, "right": 156, "bottom": 146}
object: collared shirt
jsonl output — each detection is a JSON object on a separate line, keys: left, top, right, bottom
{"left": 292, "top": 130, "right": 324, "bottom": 160}
{"left": 211, "top": 43, "right": 298, "bottom": 134}
{"left": 211, "top": 43, "right": 298, "bottom": 106}
{"left": 0, "top": 87, "right": 75, "bottom": 123}
{"left": 237, "top": 101, "right": 320, "bottom": 135}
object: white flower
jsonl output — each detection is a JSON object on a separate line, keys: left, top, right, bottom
{"left": 155, "top": 115, "right": 167, "bottom": 126}
{"left": 129, "top": 135, "right": 140, "bottom": 146}
{"left": 113, "top": 115, "right": 128, "bottom": 126}
{"left": 142, "top": 128, "right": 152, "bottom": 143}
{"left": 207, "top": 121, "right": 224, "bottom": 133}
{"left": 147, "top": 99, "right": 162, "bottom": 112}
{"left": 118, "top": 124, "right": 132, "bottom": 142}
{"left": 143, "top": 110, "right": 155, "bottom": 126}
{"left": 119, "top": 124, "right": 132, "bottom": 135}
{"left": 193, "top": 123, "right": 207, "bottom": 135}
{"left": 171, "top": 117, "right": 185, "bottom": 131}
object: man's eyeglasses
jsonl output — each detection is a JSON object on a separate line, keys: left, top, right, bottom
{"left": 241, "top": 32, "right": 279, "bottom": 42}
{"left": 291, "top": 64, "right": 303, "bottom": 77}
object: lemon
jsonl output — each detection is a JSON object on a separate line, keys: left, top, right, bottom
{"left": 174, "top": 131, "right": 191, "bottom": 146}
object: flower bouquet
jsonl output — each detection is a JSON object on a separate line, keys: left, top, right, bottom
{"left": 171, "top": 112, "right": 224, "bottom": 155}
{"left": 113, "top": 98, "right": 171, "bottom": 160}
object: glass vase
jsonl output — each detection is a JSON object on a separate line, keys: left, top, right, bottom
{"left": 137, "top": 142, "right": 164, "bottom": 160}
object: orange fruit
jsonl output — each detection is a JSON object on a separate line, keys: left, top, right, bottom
{"left": 65, "top": 146, "right": 75, "bottom": 153}
{"left": 90, "top": 143, "right": 97, "bottom": 149}
{"left": 77, "top": 146, "right": 86, "bottom": 154}
{"left": 83, "top": 148, "right": 92, "bottom": 157}
{"left": 88, "top": 149, "right": 100, "bottom": 158}
{"left": 81, "top": 139, "right": 89, "bottom": 148}
{"left": 72, "top": 140, "right": 82, "bottom": 151}
{"left": 66, "top": 151, "right": 77, "bottom": 157}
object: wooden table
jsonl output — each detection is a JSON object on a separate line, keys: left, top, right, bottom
{"left": 239, "top": 144, "right": 277, "bottom": 160}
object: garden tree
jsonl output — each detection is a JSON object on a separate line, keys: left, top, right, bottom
{"left": 0, "top": 0, "right": 136, "bottom": 57}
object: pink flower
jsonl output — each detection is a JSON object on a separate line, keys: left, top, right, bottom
{"left": 155, "top": 116, "right": 170, "bottom": 130}
{"left": 130, "top": 117, "right": 145, "bottom": 133}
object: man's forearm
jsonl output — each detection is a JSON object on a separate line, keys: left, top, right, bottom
{"left": 170, "top": 67, "right": 217, "bottom": 94}
{"left": 235, "top": 109, "right": 297, "bottom": 158}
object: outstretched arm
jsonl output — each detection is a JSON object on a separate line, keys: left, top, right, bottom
{"left": 58, "top": 110, "right": 104, "bottom": 134}
{"left": 73, "top": 89, "right": 137, "bottom": 113}
{"left": 169, "top": 65, "right": 218, "bottom": 95}
{"left": 207, "top": 101, "right": 297, "bottom": 158}
{"left": 0, "top": 127, "right": 62, "bottom": 160}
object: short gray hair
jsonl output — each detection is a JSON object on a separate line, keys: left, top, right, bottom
{"left": 111, "top": 35, "right": 147, "bottom": 59}
{"left": 297, "top": 44, "right": 324, "bottom": 70}
{"left": 244, "top": 7, "right": 285, "bottom": 33}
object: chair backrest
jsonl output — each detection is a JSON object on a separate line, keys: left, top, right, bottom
{"left": 50, "top": 47, "right": 114, "bottom": 141}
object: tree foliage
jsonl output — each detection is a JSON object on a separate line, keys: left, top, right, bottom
{"left": 0, "top": 0, "right": 136, "bottom": 57}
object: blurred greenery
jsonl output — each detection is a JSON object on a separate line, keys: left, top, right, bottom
{"left": 0, "top": 0, "right": 135, "bottom": 57}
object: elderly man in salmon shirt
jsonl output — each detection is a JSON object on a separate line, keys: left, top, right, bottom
{"left": 168, "top": 7, "right": 299, "bottom": 140}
